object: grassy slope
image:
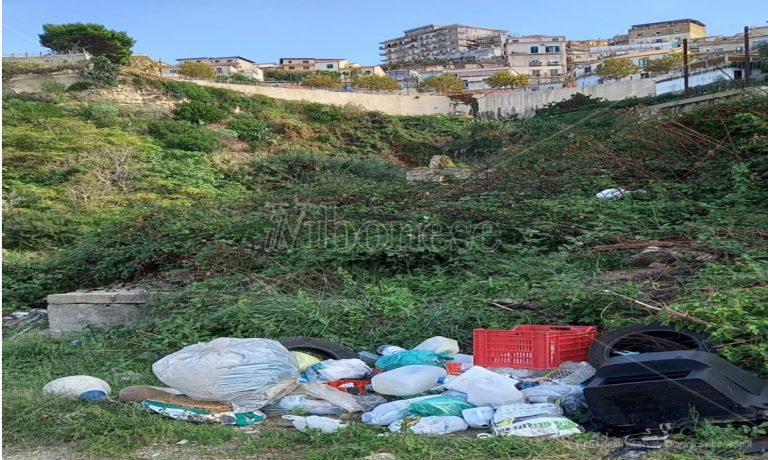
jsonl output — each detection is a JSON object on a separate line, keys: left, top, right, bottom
{"left": 3, "top": 79, "right": 768, "bottom": 458}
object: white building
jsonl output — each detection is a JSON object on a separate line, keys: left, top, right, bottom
{"left": 380, "top": 24, "right": 507, "bottom": 65}
{"left": 505, "top": 35, "right": 567, "bottom": 85}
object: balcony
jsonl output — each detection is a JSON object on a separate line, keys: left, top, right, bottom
{"left": 529, "top": 61, "right": 542, "bottom": 66}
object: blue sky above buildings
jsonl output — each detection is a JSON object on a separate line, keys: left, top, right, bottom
{"left": 3, "top": 0, "right": 766, "bottom": 64}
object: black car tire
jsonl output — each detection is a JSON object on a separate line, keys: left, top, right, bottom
{"left": 277, "top": 336, "right": 357, "bottom": 360}
{"left": 588, "top": 324, "right": 712, "bottom": 368}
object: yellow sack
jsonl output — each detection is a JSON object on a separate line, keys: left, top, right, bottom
{"left": 292, "top": 351, "right": 321, "bottom": 372}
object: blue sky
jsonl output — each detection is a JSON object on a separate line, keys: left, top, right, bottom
{"left": 3, "top": 0, "right": 766, "bottom": 64}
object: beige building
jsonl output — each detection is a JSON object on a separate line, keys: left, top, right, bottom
{"left": 628, "top": 19, "right": 707, "bottom": 46}
{"left": 340, "top": 64, "right": 386, "bottom": 80}
{"left": 175, "top": 56, "right": 261, "bottom": 79}
{"left": 278, "top": 58, "right": 350, "bottom": 71}
{"left": 505, "top": 35, "right": 567, "bottom": 84}
{"left": 380, "top": 24, "right": 507, "bottom": 65}
{"left": 691, "top": 25, "right": 768, "bottom": 55}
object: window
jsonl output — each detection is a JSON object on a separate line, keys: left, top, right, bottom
{"left": 216, "top": 68, "right": 223, "bottom": 74}
{"left": 656, "top": 38, "right": 663, "bottom": 43}
{"left": 227, "top": 59, "right": 233, "bottom": 63}
{"left": 530, "top": 46, "right": 539, "bottom": 53}
{"left": 215, "top": 59, "right": 220, "bottom": 63}
{"left": 326, "top": 63, "right": 334, "bottom": 69}
{"left": 531, "top": 70, "right": 540, "bottom": 77}
{"left": 530, "top": 59, "right": 542, "bottom": 66}
{"left": 288, "top": 66, "right": 295, "bottom": 69}
{"left": 655, "top": 31, "right": 661, "bottom": 36}
{"left": 584, "top": 65, "right": 592, "bottom": 73}
{"left": 550, "top": 69, "right": 559, "bottom": 76}
{"left": 303, "top": 60, "right": 310, "bottom": 63}
{"left": 637, "top": 33, "right": 644, "bottom": 37}
{"left": 545, "top": 45, "right": 560, "bottom": 53}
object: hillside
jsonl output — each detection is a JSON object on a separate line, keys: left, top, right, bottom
{"left": 3, "top": 76, "right": 768, "bottom": 457}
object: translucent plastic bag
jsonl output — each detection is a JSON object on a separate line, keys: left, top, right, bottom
{"left": 389, "top": 416, "right": 468, "bottom": 435}
{"left": 408, "top": 396, "right": 474, "bottom": 417}
{"left": 375, "top": 350, "right": 452, "bottom": 371}
{"left": 152, "top": 337, "right": 299, "bottom": 411}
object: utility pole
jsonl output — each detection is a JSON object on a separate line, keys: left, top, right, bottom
{"left": 683, "top": 38, "right": 689, "bottom": 96}
{"left": 744, "top": 26, "right": 751, "bottom": 84}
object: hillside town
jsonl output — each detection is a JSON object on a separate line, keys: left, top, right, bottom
{"left": 4, "top": 18, "right": 766, "bottom": 97}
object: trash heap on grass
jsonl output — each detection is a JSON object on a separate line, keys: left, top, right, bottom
{"left": 45, "top": 324, "right": 768, "bottom": 446}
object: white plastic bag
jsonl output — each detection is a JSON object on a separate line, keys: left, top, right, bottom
{"left": 413, "top": 336, "right": 459, "bottom": 355}
{"left": 361, "top": 395, "right": 438, "bottom": 425}
{"left": 152, "top": 337, "right": 299, "bottom": 411}
{"left": 388, "top": 416, "right": 468, "bottom": 435}
{"left": 298, "top": 383, "right": 364, "bottom": 413}
{"left": 492, "top": 415, "right": 582, "bottom": 438}
{"left": 493, "top": 402, "right": 563, "bottom": 422}
{"left": 307, "top": 359, "right": 371, "bottom": 381}
{"left": 283, "top": 415, "right": 348, "bottom": 433}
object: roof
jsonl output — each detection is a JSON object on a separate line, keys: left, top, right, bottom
{"left": 177, "top": 56, "right": 255, "bottom": 63}
{"left": 630, "top": 19, "right": 706, "bottom": 29}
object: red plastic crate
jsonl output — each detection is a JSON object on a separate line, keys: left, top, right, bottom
{"left": 323, "top": 379, "right": 370, "bottom": 395}
{"left": 473, "top": 325, "right": 597, "bottom": 369}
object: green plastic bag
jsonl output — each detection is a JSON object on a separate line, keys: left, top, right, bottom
{"left": 375, "top": 350, "right": 452, "bottom": 371}
{"left": 408, "top": 396, "right": 474, "bottom": 417}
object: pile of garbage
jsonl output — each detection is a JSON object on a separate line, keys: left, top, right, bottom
{"left": 43, "top": 324, "right": 768, "bottom": 450}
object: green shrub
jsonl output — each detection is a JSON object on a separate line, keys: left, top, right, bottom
{"left": 66, "top": 81, "right": 93, "bottom": 92}
{"left": 81, "top": 103, "right": 120, "bottom": 127}
{"left": 303, "top": 103, "right": 344, "bottom": 123}
{"left": 162, "top": 80, "right": 212, "bottom": 102}
{"left": 227, "top": 117, "right": 272, "bottom": 145}
{"left": 147, "top": 120, "right": 220, "bottom": 152}
{"left": 2, "top": 99, "right": 65, "bottom": 125}
{"left": 172, "top": 101, "right": 227, "bottom": 124}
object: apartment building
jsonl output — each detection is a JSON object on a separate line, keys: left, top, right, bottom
{"left": 628, "top": 19, "right": 707, "bottom": 46}
{"left": 379, "top": 24, "right": 507, "bottom": 65}
{"left": 505, "top": 35, "right": 567, "bottom": 84}
{"left": 278, "top": 58, "right": 350, "bottom": 71}
{"left": 691, "top": 25, "right": 768, "bottom": 55}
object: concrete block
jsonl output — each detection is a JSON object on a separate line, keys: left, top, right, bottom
{"left": 47, "top": 303, "right": 152, "bottom": 332}
{"left": 47, "top": 290, "right": 157, "bottom": 304}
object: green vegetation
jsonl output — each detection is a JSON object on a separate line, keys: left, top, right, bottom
{"left": 301, "top": 73, "right": 342, "bottom": 89}
{"left": 3, "top": 73, "right": 768, "bottom": 458}
{"left": 644, "top": 52, "right": 686, "bottom": 74}
{"left": 596, "top": 57, "right": 638, "bottom": 81}
{"left": 79, "top": 55, "right": 120, "bottom": 86}
{"left": 177, "top": 61, "right": 216, "bottom": 80}
{"left": 352, "top": 74, "right": 401, "bottom": 91}
{"left": 418, "top": 73, "right": 465, "bottom": 93}
{"left": 485, "top": 71, "right": 529, "bottom": 89}
{"left": 39, "top": 22, "right": 135, "bottom": 65}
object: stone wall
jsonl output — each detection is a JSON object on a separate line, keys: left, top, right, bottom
{"left": 47, "top": 290, "right": 158, "bottom": 332}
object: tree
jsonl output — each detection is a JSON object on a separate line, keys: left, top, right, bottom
{"left": 596, "top": 57, "right": 638, "bottom": 81}
{"left": 39, "top": 23, "right": 135, "bottom": 65}
{"left": 300, "top": 73, "right": 342, "bottom": 90}
{"left": 644, "top": 53, "right": 686, "bottom": 74}
{"left": 417, "top": 73, "right": 465, "bottom": 93}
{"left": 352, "top": 74, "right": 400, "bottom": 91}
{"left": 177, "top": 61, "right": 216, "bottom": 80}
{"left": 80, "top": 56, "right": 120, "bottom": 86}
{"left": 485, "top": 72, "right": 529, "bottom": 89}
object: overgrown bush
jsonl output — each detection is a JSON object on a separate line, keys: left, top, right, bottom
{"left": 172, "top": 101, "right": 227, "bottom": 124}
{"left": 81, "top": 103, "right": 120, "bottom": 127}
{"left": 147, "top": 120, "right": 220, "bottom": 152}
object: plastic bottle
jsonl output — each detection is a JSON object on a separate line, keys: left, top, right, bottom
{"left": 282, "top": 415, "right": 348, "bottom": 433}
{"left": 371, "top": 365, "right": 447, "bottom": 396}
{"left": 413, "top": 336, "right": 459, "bottom": 355}
{"left": 357, "top": 351, "right": 381, "bottom": 365}
{"left": 442, "top": 366, "right": 523, "bottom": 408}
{"left": 451, "top": 353, "right": 474, "bottom": 370}
{"left": 377, "top": 344, "right": 407, "bottom": 356}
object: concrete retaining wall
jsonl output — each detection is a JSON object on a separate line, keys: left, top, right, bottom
{"left": 476, "top": 79, "right": 657, "bottom": 118}
{"left": 195, "top": 81, "right": 456, "bottom": 116}
{"left": 5, "top": 71, "right": 82, "bottom": 93}
{"left": 194, "top": 78, "right": 656, "bottom": 118}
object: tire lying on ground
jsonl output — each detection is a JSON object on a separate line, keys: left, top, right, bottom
{"left": 588, "top": 323, "right": 713, "bottom": 368}
{"left": 277, "top": 336, "right": 357, "bottom": 361}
